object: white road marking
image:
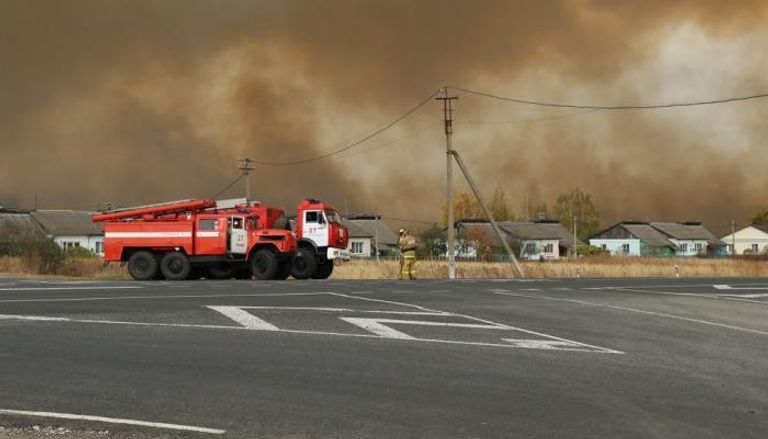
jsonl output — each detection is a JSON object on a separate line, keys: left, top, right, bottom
{"left": 610, "top": 287, "right": 711, "bottom": 297}
{"left": 719, "top": 293, "right": 768, "bottom": 298}
{"left": 0, "top": 293, "right": 621, "bottom": 353}
{"left": 340, "top": 318, "right": 415, "bottom": 339}
{"left": 492, "top": 289, "right": 768, "bottom": 337}
{"left": 206, "top": 306, "right": 279, "bottom": 330}
{"left": 0, "top": 286, "right": 142, "bottom": 292}
{"left": 720, "top": 297, "right": 768, "bottom": 305}
{"left": 714, "top": 284, "right": 768, "bottom": 291}
{"left": 0, "top": 314, "right": 69, "bottom": 322}
{"left": 0, "top": 291, "right": 332, "bottom": 304}
{"left": 0, "top": 409, "right": 225, "bottom": 435}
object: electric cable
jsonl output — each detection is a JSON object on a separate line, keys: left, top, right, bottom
{"left": 250, "top": 89, "right": 441, "bottom": 166}
{"left": 210, "top": 174, "right": 244, "bottom": 199}
{"left": 450, "top": 85, "right": 768, "bottom": 110}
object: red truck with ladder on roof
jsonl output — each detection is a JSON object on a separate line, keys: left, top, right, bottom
{"left": 92, "top": 198, "right": 349, "bottom": 280}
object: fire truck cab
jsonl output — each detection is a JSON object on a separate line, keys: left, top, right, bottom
{"left": 290, "top": 199, "right": 350, "bottom": 279}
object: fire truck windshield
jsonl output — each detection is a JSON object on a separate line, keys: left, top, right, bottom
{"left": 324, "top": 209, "right": 342, "bottom": 224}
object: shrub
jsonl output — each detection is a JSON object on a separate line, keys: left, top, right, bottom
{"left": 19, "top": 233, "right": 65, "bottom": 274}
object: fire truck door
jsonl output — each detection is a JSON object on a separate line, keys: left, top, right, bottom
{"left": 303, "top": 210, "right": 329, "bottom": 247}
{"left": 229, "top": 216, "right": 247, "bottom": 255}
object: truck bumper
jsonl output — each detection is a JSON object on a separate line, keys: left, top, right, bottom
{"left": 327, "top": 247, "right": 350, "bottom": 261}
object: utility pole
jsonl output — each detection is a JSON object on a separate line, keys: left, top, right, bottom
{"left": 375, "top": 213, "right": 380, "bottom": 261}
{"left": 731, "top": 219, "right": 736, "bottom": 256}
{"left": 436, "top": 88, "right": 458, "bottom": 279}
{"left": 573, "top": 215, "right": 578, "bottom": 258}
{"left": 237, "top": 158, "right": 256, "bottom": 201}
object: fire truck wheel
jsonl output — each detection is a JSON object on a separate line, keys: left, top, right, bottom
{"left": 274, "top": 261, "right": 291, "bottom": 280}
{"left": 127, "top": 250, "right": 160, "bottom": 281}
{"left": 290, "top": 247, "right": 318, "bottom": 280}
{"left": 160, "top": 251, "right": 192, "bottom": 281}
{"left": 312, "top": 261, "right": 334, "bottom": 279}
{"left": 250, "top": 249, "right": 279, "bottom": 280}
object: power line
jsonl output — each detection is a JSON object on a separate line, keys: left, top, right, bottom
{"left": 380, "top": 215, "right": 438, "bottom": 225}
{"left": 450, "top": 85, "right": 768, "bottom": 110}
{"left": 460, "top": 109, "right": 600, "bottom": 125}
{"left": 210, "top": 174, "right": 243, "bottom": 199}
{"left": 250, "top": 89, "right": 441, "bottom": 166}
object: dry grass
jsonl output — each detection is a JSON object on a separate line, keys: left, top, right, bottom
{"left": 333, "top": 256, "right": 768, "bottom": 279}
{"left": 1, "top": 255, "right": 767, "bottom": 279}
{"left": 0, "top": 256, "right": 127, "bottom": 279}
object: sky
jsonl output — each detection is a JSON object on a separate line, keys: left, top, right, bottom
{"left": 0, "top": 0, "right": 766, "bottom": 233}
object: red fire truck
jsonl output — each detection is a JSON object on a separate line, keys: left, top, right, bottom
{"left": 92, "top": 198, "right": 349, "bottom": 281}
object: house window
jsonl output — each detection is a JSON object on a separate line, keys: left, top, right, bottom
{"left": 752, "top": 244, "right": 759, "bottom": 253}
{"left": 95, "top": 241, "right": 103, "bottom": 254}
{"left": 680, "top": 243, "right": 689, "bottom": 253}
{"left": 351, "top": 241, "right": 364, "bottom": 255}
{"left": 525, "top": 243, "right": 536, "bottom": 254}
{"left": 601, "top": 244, "right": 607, "bottom": 250}
{"left": 694, "top": 243, "right": 704, "bottom": 253}
{"left": 622, "top": 243, "right": 630, "bottom": 253}
{"left": 543, "top": 243, "right": 554, "bottom": 253}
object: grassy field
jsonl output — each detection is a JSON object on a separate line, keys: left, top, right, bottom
{"left": 334, "top": 256, "right": 768, "bottom": 279}
{"left": 2, "top": 255, "right": 767, "bottom": 279}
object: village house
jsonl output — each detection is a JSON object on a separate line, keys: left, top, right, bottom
{"left": 720, "top": 224, "right": 768, "bottom": 255}
{"left": 344, "top": 215, "right": 399, "bottom": 258}
{"left": 453, "top": 219, "right": 582, "bottom": 261}
{"left": 31, "top": 210, "right": 105, "bottom": 255}
{"left": 590, "top": 221, "right": 724, "bottom": 256}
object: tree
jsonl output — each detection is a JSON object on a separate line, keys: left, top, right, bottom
{"left": 553, "top": 188, "right": 600, "bottom": 242}
{"left": 416, "top": 223, "right": 445, "bottom": 259}
{"left": 489, "top": 184, "right": 515, "bottom": 221}
{"left": 463, "top": 225, "right": 494, "bottom": 260}
{"left": 752, "top": 207, "right": 768, "bottom": 225}
{"left": 442, "top": 191, "right": 483, "bottom": 225}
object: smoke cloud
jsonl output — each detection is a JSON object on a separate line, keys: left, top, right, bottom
{"left": 0, "top": 0, "right": 766, "bottom": 233}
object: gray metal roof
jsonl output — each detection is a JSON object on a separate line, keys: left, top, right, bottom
{"left": 344, "top": 218, "right": 398, "bottom": 245}
{"left": 622, "top": 223, "right": 675, "bottom": 247}
{"left": 31, "top": 210, "right": 103, "bottom": 236}
{"left": 458, "top": 221, "right": 583, "bottom": 247}
{"left": 650, "top": 222, "right": 723, "bottom": 245}
{"left": 343, "top": 220, "right": 373, "bottom": 239}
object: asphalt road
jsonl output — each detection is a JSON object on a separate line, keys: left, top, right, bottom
{"left": 1, "top": 276, "right": 767, "bottom": 438}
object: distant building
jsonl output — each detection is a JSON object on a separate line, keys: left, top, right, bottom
{"left": 720, "top": 224, "right": 768, "bottom": 255}
{"left": 31, "top": 210, "right": 104, "bottom": 255}
{"left": 590, "top": 221, "right": 724, "bottom": 257}
{"left": 344, "top": 215, "right": 399, "bottom": 258}
{"left": 453, "top": 219, "right": 582, "bottom": 261}
{"left": 0, "top": 208, "right": 44, "bottom": 255}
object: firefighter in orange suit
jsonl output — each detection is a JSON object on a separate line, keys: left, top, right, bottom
{"left": 398, "top": 228, "right": 417, "bottom": 280}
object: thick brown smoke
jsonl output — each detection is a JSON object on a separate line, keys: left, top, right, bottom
{"left": 0, "top": 0, "right": 766, "bottom": 233}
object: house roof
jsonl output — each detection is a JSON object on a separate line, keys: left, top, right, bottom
{"left": 30, "top": 210, "right": 103, "bottom": 236}
{"left": 457, "top": 221, "right": 583, "bottom": 247}
{"left": 752, "top": 224, "right": 768, "bottom": 234}
{"left": 621, "top": 223, "right": 675, "bottom": 247}
{"left": 650, "top": 222, "right": 724, "bottom": 246}
{"left": 343, "top": 220, "right": 373, "bottom": 239}
{"left": 344, "top": 218, "right": 398, "bottom": 245}
{"left": 0, "top": 212, "right": 45, "bottom": 236}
